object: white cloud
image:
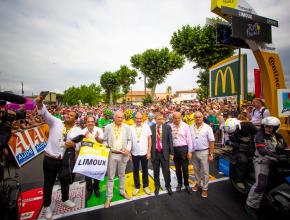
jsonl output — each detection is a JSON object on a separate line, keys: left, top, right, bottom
{"left": 0, "top": 0, "right": 289, "bottom": 96}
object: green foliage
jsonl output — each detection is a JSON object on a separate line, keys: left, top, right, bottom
{"left": 170, "top": 21, "right": 235, "bottom": 100}
{"left": 115, "top": 65, "right": 138, "bottom": 100}
{"left": 196, "top": 69, "right": 209, "bottom": 100}
{"left": 246, "top": 92, "right": 255, "bottom": 102}
{"left": 131, "top": 47, "right": 185, "bottom": 97}
{"left": 61, "top": 83, "right": 102, "bottom": 106}
{"left": 102, "top": 87, "right": 123, "bottom": 104}
{"left": 100, "top": 71, "right": 119, "bottom": 92}
{"left": 100, "top": 71, "right": 120, "bottom": 104}
{"left": 143, "top": 94, "right": 153, "bottom": 106}
{"left": 170, "top": 24, "right": 234, "bottom": 70}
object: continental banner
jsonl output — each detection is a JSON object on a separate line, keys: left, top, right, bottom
{"left": 8, "top": 124, "right": 49, "bottom": 167}
{"left": 209, "top": 54, "right": 247, "bottom": 98}
{"left": 73, "top": 139, "right": 110, "bottom": 180}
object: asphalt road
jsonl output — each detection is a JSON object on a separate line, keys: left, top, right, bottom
{"left": 60, "top": 180, "right": 284, "bottom": 220}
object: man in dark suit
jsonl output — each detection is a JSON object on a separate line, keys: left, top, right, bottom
{"left": 150, "top": 113, "right": 174, "bottom": 196}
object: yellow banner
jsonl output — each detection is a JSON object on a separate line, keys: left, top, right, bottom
{"left": 74, "top": 143, "right": 110, "bottom": 180}
{"left": 211, "top": 0, "right": 255, "bottom": 19}
{"left": 211, "top": 0, "right": 238, "bottom": 11}
{"left": 211, "top": 0, "right": 238, "bottom": 18}
{"left": 253, "top": 51, "right": 286, "bottom": 117}
{"left": 254, "top": 51, "right": 290, "bottom": 145}
{"left": 79, "top": 138, "right": 109, "bottom": 158}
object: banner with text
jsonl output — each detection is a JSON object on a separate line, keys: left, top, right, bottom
{"left": 73, "top": 139, "right": 110, "bottom": 180}
{"left": 8, "top": 124, "right": 49, "bottom": 167}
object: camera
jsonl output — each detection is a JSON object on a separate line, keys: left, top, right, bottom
{"left": 0, "top": 92, "right": 27, "bottom": 151}
{"left": 0, "top": 92, "right": 26, "bottom": 220}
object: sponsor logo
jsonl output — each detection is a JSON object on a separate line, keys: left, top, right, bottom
{"left": 269, "top": 57, "right": 281, "bottom": 88}
{"left": 214, "top": 66, "right": 236, "bottom": 96}
{"left": 21, "top": 211, "right": 35, "bottom": 219}
{"left": 223, "top": 0, "right": 234, "bottom": 3}
{"left": 246, "top": 23, "right": 261, "bottom": 37}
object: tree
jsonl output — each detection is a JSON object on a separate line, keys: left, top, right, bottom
{"left": 196, "top": 69, "right": 209, "bottom": 100}
{"left": 100, "top": 71, "right": 120, "bottom": 104}
{"left": 143, "top": 94, "right": 153, "bottom": 106}
{"left": 115, "top": 65, "right": 138, "bottom": 102}
{"left": 61, "top": 83, "right": 102, "bottom": 106}
{"left": 131, "top": 48, "right": 185, "bottom": 98}
{"left": 170, "top": 23, "right": 234, "bottom": 99}
{"left": 247, "top": 92, "right": 255, "bottom": 102}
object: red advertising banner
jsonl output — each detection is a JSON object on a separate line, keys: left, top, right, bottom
{"left": 254, "top": 68, "right": 262, "bottom": 98}
{"left": 19, "top": 188, "right": 43, "bottom": 220}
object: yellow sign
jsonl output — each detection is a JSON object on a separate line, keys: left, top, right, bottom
{"left": 215, "top": 66, "right": 236, "bottom": 96}
{"left": 211, "top": 0, "right": 238, "bottom": 18}
{"left": 211, "top": 0, "right": 255, "bottom": 19}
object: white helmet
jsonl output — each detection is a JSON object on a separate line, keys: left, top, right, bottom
{"left": 261, "top": 116, "right": 280, "bottom": 132}
{"left": 224, "top": 118, "right": 241, "bottom": 134}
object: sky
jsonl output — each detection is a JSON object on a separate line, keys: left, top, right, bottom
{"left": 0, "top": 0, "right": 289, "bottom": 96}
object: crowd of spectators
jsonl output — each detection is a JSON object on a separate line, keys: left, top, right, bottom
{"left": 8, "top": 98, "right": 257, "bottom": 147}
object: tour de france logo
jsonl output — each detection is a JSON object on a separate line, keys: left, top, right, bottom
{"left": 246, "top": 23, "right": 261, "bottom": 38}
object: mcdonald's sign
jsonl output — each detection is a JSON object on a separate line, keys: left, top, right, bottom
{"left": 209, "top": 54, "right": 247, "bottom": 98}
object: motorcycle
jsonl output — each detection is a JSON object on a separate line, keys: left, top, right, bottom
{"left": 220, "top": 140, "right": 290, "bottom": 216}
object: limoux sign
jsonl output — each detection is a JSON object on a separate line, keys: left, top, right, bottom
{"left": 209, "top": 54, "right": 247, "bottom": 98}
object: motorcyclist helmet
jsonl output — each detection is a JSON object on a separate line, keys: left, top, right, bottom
{"left": 224, "top": 118, "right": 241, "bottom": 134}
{"left": 261, "top": 116, "right": 280, "bottom": 132}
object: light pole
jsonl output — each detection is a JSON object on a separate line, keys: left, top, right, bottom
{"left": 131, "top": 87, "right": 133, "bottom": 105}
{"left": 237, "top": 48, "right": 241, "bottom": 113}
{"left": 144, "top": 74, "right": 147, "bottom": 97}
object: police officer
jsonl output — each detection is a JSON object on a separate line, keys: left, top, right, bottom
{"left": 245, "top": 116, "right": 287, "bottom": 217}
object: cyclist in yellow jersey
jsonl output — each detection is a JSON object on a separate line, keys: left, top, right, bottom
{"left": 183, "top": 109, "right": 195, "bottom": 125}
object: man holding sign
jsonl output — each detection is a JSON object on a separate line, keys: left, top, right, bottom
{"left": 103, "top": 111, "right": 132, "bottom": 208}
{"left": 82, "top": 116, "right": 104, "bottom": 200}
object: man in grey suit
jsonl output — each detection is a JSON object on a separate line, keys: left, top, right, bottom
{"left": 150, "top": 113, "right": 174, "bottom": 196}
{"left": 103, "top": 111, "right": 131, "bottom": 208}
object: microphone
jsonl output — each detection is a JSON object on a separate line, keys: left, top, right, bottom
{"left": 0, "top": 92, "right": 26, "bottom": 104}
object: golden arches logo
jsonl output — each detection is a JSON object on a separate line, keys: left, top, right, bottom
{"left": 214, "top": 66, "right": 236, "bottom": 96}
